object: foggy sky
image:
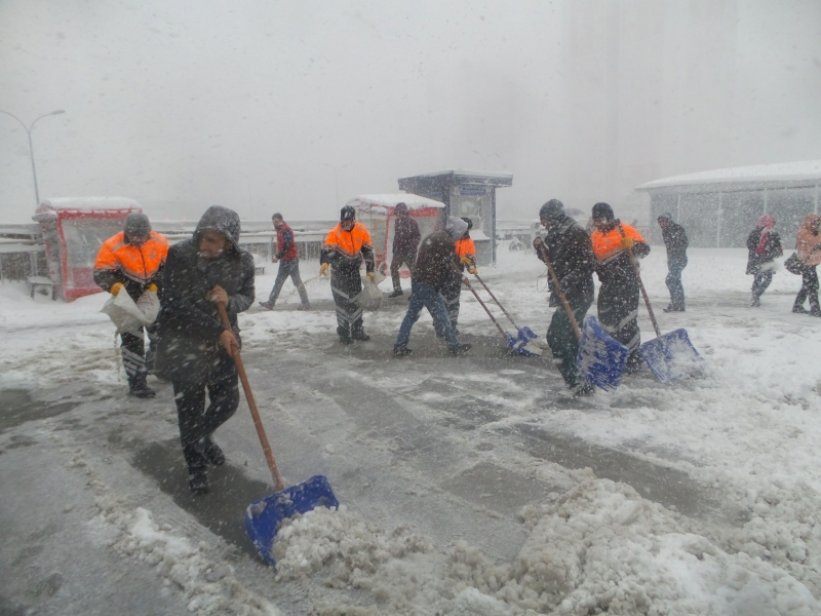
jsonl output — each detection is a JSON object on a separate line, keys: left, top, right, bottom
{"left": 1, "top": 0, "right": 819, "bottom": 225}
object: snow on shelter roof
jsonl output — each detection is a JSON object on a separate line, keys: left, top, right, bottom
{"left": 346, "top": 194, "right": 445, "bottom": 213}
{"left": 637, "top": 160, "right": 821, "bottom": 191}
{"left": 39, "top": 197, "right": 141, "bottom": 210}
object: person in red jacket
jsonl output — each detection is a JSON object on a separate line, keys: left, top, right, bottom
{"left": 94, "top": 212, "right": 169, "bottom": 397}
{"left": 259, "top": 213, "right": 310, "bottom": 310}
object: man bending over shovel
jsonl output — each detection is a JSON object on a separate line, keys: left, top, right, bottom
{"left": 590, "top": 202, "right": 650, "bottom": 373}
{"left": 533, "top": 200, "right": 595, "bottom": 396}
{"left": 155, "top": 206, "right": 255, "bottom": 495}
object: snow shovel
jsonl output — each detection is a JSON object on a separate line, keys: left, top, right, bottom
{"left": 619, "top": 227, "right": 703, "bottom": 384}
{"left": 470, "top": 271, "right": 538, "bottom": 352}
{"left": 216, "top": 304, "right": 339, "bottom": 567}
{"left": 463, "top": 277, "right": 539, "bottom": 357}
{"left": 538, "top": 244, "right": 629, "bottom": 390}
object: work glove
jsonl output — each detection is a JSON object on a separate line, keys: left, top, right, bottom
{"left": 146, "top": 283, "right": 158, "bottom": 293}
{"left": 467, "top": 265, "right": 477, "bottom": 275}
{"left": 319, "top": 262, "right": 330, "bottom": 277}
{"left": 110, "top": 282, "right": 124, "bottom": 296}
{"left": 621, "top": 236, "right": 635, "bottom": 250}
{"left": 366, "top": 271, "right": 376, "bottom": 282}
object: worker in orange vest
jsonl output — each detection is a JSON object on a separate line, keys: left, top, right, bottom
{"left": 589, "top": 202, "right": 650, "bottom": 372}
{"left": 320, "top": 206, "right": 376, "bottom": 344}
{"left": 94, "top": 212, "right": 169, "bottom": 397}
{"left": 442, "top": 217, "right": 477, "bottom": 334}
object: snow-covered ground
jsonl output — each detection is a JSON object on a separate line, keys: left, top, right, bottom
{"left": 1, "top": 244, "right": 819, "bottom": 615}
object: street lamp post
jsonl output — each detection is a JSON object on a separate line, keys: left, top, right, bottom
{"left": 0, "top": 109, "right": 65, "bottom": 205}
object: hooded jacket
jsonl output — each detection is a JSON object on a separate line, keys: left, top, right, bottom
{"left": 414, "top": 218, "right": 466, "bottom": 291}
{"left": 155, "top": 206, "right": 255, "bottom": 381}
{"left": 796, "top": 214, "right": 821, "bottom": 267}
{"left": 93, "top": 230, "right": 169, "bottom": 299}
{"left": 536, "top": 214, "right": 594, "bottom": 306}
{"left": 746, "top": 217, "right": 783, "bottom": 274}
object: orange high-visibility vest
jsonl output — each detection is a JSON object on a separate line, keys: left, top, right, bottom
{"left": 323, "top": 222, "right": 372, "bottom": 260}
{"left": 94, "top": 231, "right": 169, "bottom": 283}
{"left": 591, "top": 224, "right": 644, "bottom": 264}
{"left": 454, "top": 237, "right": 476, "bottom": 260}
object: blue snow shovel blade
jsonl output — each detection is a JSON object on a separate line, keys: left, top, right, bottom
{"left": 639, "top": 328, "right": 703, "bottom": 384}
{"left": 576, "top": 315, "right": 630, "bottom": 390}
{"left": 244, "top": 474, "right": 339, "bottom": 567}
{"left": 505, "top": 332, "right": 540, "bottom": 357}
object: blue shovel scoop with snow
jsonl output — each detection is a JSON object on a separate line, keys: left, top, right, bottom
{"left": 538, "top": 246, "right": 629, "bottom": 389}
{"left": 217, "top": 305, "right": 338, "bottom": 567}
{"left": 616, "top": 227, "right": 704, "bottom": 384}
{"left": 472, "top": 271, "right": 540, "bottom": 356}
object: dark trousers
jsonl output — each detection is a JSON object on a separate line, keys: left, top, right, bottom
{"left": 665, "top": 260, "right": 687, "bottom": 310}
{"left": 331, "top": 269, "right": 364, "bottom": 339}
{"left": 172, "top": 352, "right": 239, "bottom": 473}
{"left": 752, "top": 270, "right": 774, "bottom": 300}
{"left": 442, "top": 272, "right": 463, "bottom": 331}
{"left": 794, "top": 265, "right": 820, "bottom": 311}
{"left": 267, "top": 259, "right": 309, "bottom": 306}
{"left": 598, "top": 281, "right": 641, "bottom": 368}
{"left": 390, "top": 251, "right": 416, "bottom": 291}
{"left": 547, "top": 298, "right": 593, "bottom": 388}
{"left": 121, "top": 326, "right": 155, "bottom": 389}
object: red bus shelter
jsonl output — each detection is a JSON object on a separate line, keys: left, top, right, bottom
{"left": 346, "top": 193, "right": 445, "bottom": 276}
{"left": 33, "top": 198, "right": 142, "bottom": 301}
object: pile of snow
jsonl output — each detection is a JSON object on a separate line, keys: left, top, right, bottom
{"left": 270, "top": 479, "right": 818, "bottom": 615}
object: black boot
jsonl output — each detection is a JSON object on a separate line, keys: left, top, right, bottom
{"left": 201, "top": 437, "right": 225, "bottom": 466}
{"left": 388, "top": 289, "right": 403, "bottom": 298}
{"left": 449, "top": 343, "right": 471, "bottom": 356}
{"left": 129, "top": 375, "right": 156, "bottom": 398}
{"left": 188, "top": 469, "right": 209, "bottom": 495}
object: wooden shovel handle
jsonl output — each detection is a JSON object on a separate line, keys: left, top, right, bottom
{"left": 463, "top": 277, "right": 509, "bottom": 341}
{"left": 472, "top": 271, "right": 521, "bottom": 331}
{"left": 617, "top": 225, "right": 663, "bottom": 340}
{"left": 217, "top": 303, "right": 285, "bottom": 491}
{"left": 537, "top": 244, "right": 582, "bottom": 340}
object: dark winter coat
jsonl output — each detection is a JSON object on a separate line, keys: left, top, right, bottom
{"left": 155, "top": 206, "right": 255, "bottom": 382}
{"left": 536, "top": 214, "right": 594, "bottom": 307}
{"left": 746, "top": 227, "right": 783, "bottom": 275}
{"left": 413, "top": 230, "right": 458, "bottom": 292}
{"left": 660, "top": 221, "right": 688, "bottom": 267}
{"left": 393, "top": 215, "right": 421, "bottom": 256}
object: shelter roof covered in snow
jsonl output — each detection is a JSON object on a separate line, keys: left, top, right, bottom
{"left": 346, "top": 193, "right": 445, "bottom": 215}
{"left": 39, "top": 197, "right": 142, "bottom": 210}
{"left": 637, "top": 160, "right": 821, "bottom": 192}
{"left": 398, "top": 169, "right": 513, "bottom": 186}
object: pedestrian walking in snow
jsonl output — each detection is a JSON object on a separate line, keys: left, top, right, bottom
{"left": 259, "top": 213, "right": 310, "bottom": 311}
{"left": 393, "top": 216, "right": 471, "bottom": 357}
{"left": 320, "top": 205, "right": 376, "bottom": 344}
{"left": 155, "top": 206, "right": 255, "bottom": 495}
{"left": 388, "top": 202, "right": 421, "bottom": 298}
{"left": 533, "top": 200, "right": 595, "bottom": 395}
{"left": 590, "top": 202, "right": 650, "bottom": 372}
{"left": 792, "top": 214, "right": 821, "bottom": 316}
{"left": 94, "top": 212, "right": 169, "bottom": 398}
{"left": 746, "top": 215, "right": 783, "bottom": 307}
{"left": 441, "top": 217, "right": 477, "bottom": 334}
{"left": 657, "top": 213, "right": 688, "bottom": 312}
